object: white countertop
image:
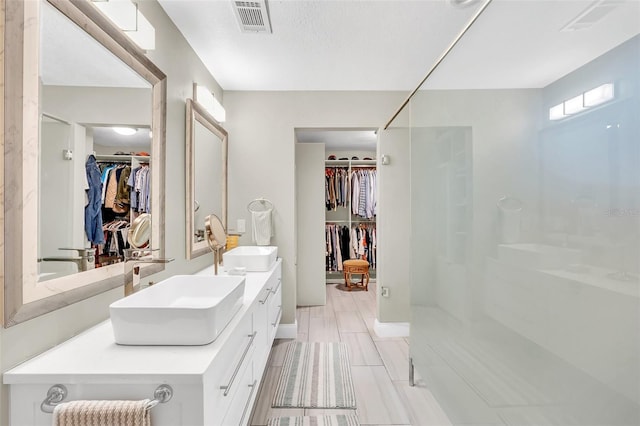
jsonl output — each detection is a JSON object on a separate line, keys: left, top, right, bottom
{"left": 3, "top": 260, "right": 280, "bottom": 385}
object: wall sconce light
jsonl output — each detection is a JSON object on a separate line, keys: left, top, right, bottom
{"left": 194, "top": 83, "right": 226, "bottom": 123}
{"left": 549, "top": 83, "right": 614, "bottom": 121}
{"left": 92, "top": 0, "right": 155, "bottom": 50}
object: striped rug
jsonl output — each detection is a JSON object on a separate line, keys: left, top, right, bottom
{"left": 272, "top": 342, "right": 356, "bottom": 408}
{"left": 267, "top": 415, "right": 359, "bottom": 426}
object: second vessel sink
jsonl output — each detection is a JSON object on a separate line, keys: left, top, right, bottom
{"left": 110, "top": 275, "right": 245, "bottom": 345}
{"left": 223, "top": 246, "right": 278, "bottom": 272}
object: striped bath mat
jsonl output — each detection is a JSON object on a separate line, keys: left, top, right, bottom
{"left": 267, "top": 415, "right": 359, "bottom": 426}
{"left": 272, "top": 342, "right": 356, "bottom": 408}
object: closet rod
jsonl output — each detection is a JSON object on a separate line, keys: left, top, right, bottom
{"left": 382, "top": 0, "right": 494, "bottom": 130}
{"left": 325, "top": 220, "right": 376, "bottom": 224}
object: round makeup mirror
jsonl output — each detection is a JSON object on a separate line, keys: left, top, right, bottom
{"left": 205, "top": 214, "right": 226, "bottom": 274}
{"left": 128, "top": 213, "right": 152, "bottom": 249}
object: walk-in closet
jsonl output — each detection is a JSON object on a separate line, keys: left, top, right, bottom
{"left": 295, "top": 129, "right": 378, "bottom": 306}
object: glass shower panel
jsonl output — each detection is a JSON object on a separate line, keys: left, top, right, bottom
{"left": 409, "top": 30, "right": 639, "bottom": 426}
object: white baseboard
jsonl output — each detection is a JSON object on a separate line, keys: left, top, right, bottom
{"left": 373, "top": 320, "right": 410, "bottom": 338}
{"left": 276, "top": 320, "right": 297, "bottom": 339}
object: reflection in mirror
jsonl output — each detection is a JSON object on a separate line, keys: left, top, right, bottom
{"left": 4, "top": 0, "right": 167, "bottom": 326}
{"left": 185, "top": 98, "right": 228, "bottom": 259}
{"left": 205, "top": 214, "right": 227, "bottom": 275}
{"left": 37, "top": 0, "right": 152, "bottom": 283}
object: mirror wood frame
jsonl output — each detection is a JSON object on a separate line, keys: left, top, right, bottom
{"left": 2, "top": 0, "right": 168, "bottom": 327}
{"left": 185, "top": 97, "right": 228, "bottom": 259}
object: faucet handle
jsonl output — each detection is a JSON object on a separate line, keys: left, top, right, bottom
{"left": 59, "top": 248, "right": 96, "bottom": 259}
{"left": 124, "top": 248, "right": 159, "bottom": 260}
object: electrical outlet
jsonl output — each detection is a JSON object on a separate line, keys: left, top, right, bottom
{"left": 381, "top": 287, "right": 390, "bottom": 297}
{"left": 237, "top": 219, "right": 246, "bottom": 233}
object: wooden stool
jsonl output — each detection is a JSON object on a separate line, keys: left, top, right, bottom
{"left": 343, "top": 259, "right": 370, "bottom": 291}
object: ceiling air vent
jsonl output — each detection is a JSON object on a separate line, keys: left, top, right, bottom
{"left": 232, "top": 1, "right": 272, "bottom": 34}
{"left": 561, "top": 0, "right": 625, "bottom": 31}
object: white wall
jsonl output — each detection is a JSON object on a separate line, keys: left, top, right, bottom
{"left": 377, "top": 127, "right": 412, "bottom": 322}
{"left": 223, "top": 91, "right": 406, "bottom": 325}
{"left": 0, "top": 1, "right": 224, "bottom": 422}
{"left": 295, "top": 143, "right": 326, "bottom": 306}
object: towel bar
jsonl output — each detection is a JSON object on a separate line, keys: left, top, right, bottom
{"left": 40, "top": 384, "right": 173, "bottom": 413}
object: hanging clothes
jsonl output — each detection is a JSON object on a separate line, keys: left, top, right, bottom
{"left": 325, "top": 167, "right": 349, "bottom": 211}
{"left": 351, "top": 168, "right": 377, "bottom": 219}
{"left": 326, "top": 223, "right": 376, "bottom": 271}
{"left": 128, "top": 164, "right": 151, "bottom": 213}
{"left": 85, "top": 155, "right": 105, "bottom": 245}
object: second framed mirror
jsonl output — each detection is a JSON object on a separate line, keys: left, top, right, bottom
{"left": 185, "top": 96, "right": 228, "bottom": 259}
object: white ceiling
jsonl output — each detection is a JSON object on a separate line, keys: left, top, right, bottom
{"left": 41, "top": 0, "right": 149, "bottom": 88}
{"left": 92, "top": 126, "right": 152, "bottom": 149}
{"left": 158, "top": 0, "right": 640, "bottom": 91}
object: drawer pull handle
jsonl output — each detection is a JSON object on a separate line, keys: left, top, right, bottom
{"left": 259, "top": 288, "right": 272, "bottom": 304}
{"left": 272, "top": 306, "right": 282, "bottom": 327}
{"left": 239, "top": 380, "right": 258, "bottom": 426}
{"left": 271, "top": 279, "right": 282, "bottom": 294}
{"left": 221, "top": 332, "right": 257, "bottom": 396}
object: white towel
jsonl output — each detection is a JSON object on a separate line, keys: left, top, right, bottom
{"left": 252, "top": 209, "right": 273, "bottom": 246}
{"left": 53, "top": 399, "right": 152, "bottom": 426}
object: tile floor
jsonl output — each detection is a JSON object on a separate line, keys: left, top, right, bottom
{"left": 249, "top": 282, "right": 453, "bottom": 426}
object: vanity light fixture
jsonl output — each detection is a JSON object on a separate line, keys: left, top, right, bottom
{"left": 584, "top": 83, "right": 614, "bottom": 107}
{"left": 113, "top": 126, "right": 137, "bottom": 136}
{"left": 194, "top": 83, "right": 227, "bottom": 123}
{"left": 92, "top": 0, "right": 138, "bottom": 31}
{"left": 548, "top": 83, "right": 615, "bottom": 121}
{"left": 91, "top": 0, "right": 155, "bottom": 50}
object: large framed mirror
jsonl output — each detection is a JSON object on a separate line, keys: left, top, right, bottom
{"left": 3, "top": 0, "right": 167, "bottom": 326}
{"left": 185, "top": 95, "right": 228, "bottom": 259}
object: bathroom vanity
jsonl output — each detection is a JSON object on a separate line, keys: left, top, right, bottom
{"left": 3, "top": 260, "right": 282, "bottom": 425}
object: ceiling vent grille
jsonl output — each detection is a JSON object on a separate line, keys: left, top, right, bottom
{"left": 561, "top": 0, "right": 625, "bottom": 31}
{"left": 232, "top": 1, "right": 272, "bottom": 33}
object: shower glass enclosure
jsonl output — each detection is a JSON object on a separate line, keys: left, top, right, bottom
{"left": 408, "top": 18, "right": 639, "bottom": 426}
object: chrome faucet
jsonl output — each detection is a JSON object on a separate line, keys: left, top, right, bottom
{"left": 124, "top": 249, "right": 174, "bottom": 296}
{"left": 39, "top": 248, "right": 96, "bottom": 272}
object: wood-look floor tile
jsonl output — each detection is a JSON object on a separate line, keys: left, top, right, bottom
{"left": 351, "top": 366, "right": 411, "bottom": 425}
{"left": 336, "top": 310, "right": 368, "bottom": 333}
{"left": 393, "top": 380, "right": 453, "bottom": 426}
{"left": 309, "top": 303, "right": 335, "bottom": 319}
{"left": 249, "top": 366, "right": 304, "bottom": 426}
{"left": 375, "top": 339, "right": 410, "bottom": 381}
{"left": 296, "top": 308, "right": 310, "bottom": 335}
{"left": 353, "top": 294, "right": 376, "bottom": 319}
{"left": 268, "top": 339, "right": 293, "bottom": 367}
{"left": 340, "top": 332, "right": 383, "bottom": 366}
{"left": 309, "top": 315, "right": 340, "bottom": 342}
{"left": 331, "top": 293, "right": 357, "bottom": 312}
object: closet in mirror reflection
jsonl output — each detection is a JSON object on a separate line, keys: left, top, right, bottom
{"left": 37, "top": 0, "right": 153, "bottom": 282}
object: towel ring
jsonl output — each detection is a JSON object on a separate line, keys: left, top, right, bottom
{"left": 247, "top": 198, "right": 274, "bottom": 213}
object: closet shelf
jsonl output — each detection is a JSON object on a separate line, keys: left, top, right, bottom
{"left": 325, "top": 159, "right": 376, "bottom": 166}
{"left": 95, "top": 154, "right": 151, "bottom": 163}
{"left": 326, "top": 219, "right": 376, "bottom": 223}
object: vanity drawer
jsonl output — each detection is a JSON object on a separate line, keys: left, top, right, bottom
{"left": 206, "top": 313, "right": 255, "bottom": 424}
{"left": 268, "top": 279, "right": 282, "bottom": 341}
{"left": 221, "top": 360, "right": 256, "bottom": 426}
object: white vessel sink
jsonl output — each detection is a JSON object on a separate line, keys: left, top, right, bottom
{"left": 110, "top": 275, "right": 245, "bottom": 345}
{"left": 223, "top": 246, "right": 278, "bottom": 272}
{"left": 498, "top": 243, "right": 582, "bottom": 270}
